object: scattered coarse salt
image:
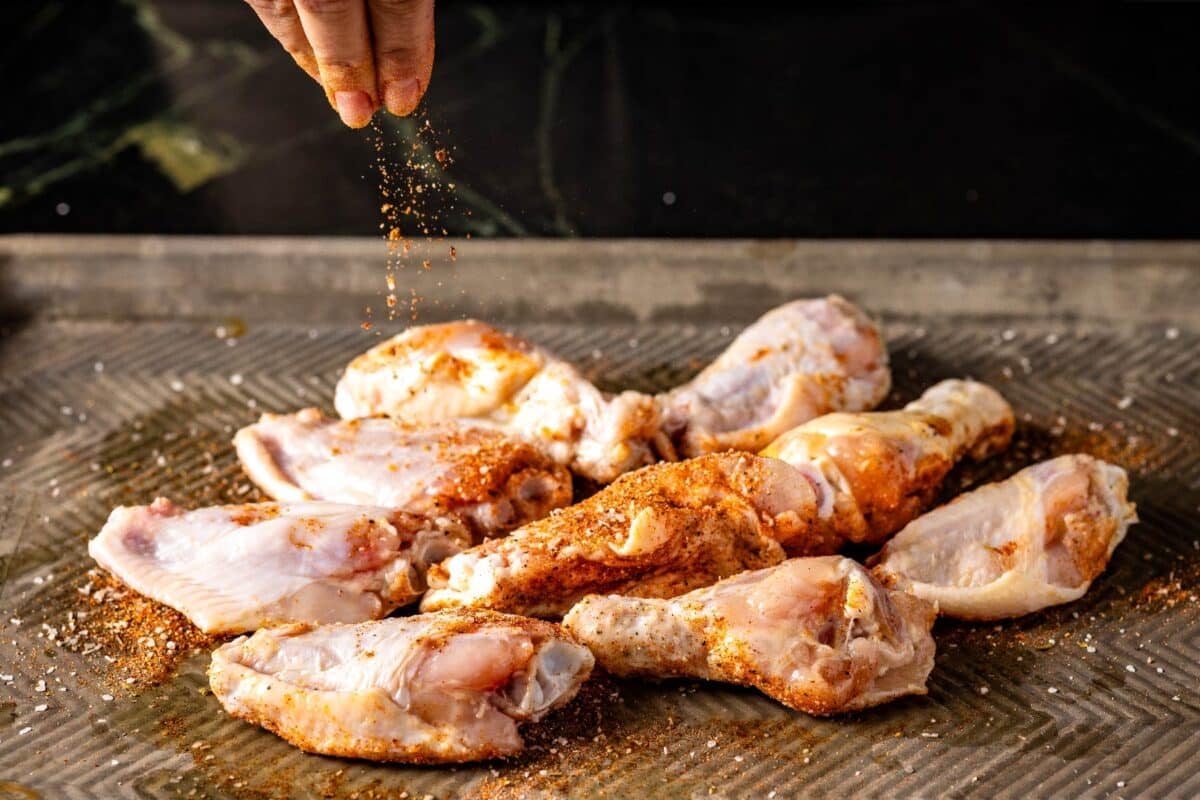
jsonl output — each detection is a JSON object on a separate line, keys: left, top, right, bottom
{"left": 229, "top": 373, "right": 244, "bottom": 386}
{"left": 1165, "top": 327, "right": 1179, "bottom": 340}
{"left": 34, "top": 704, "right": 47, "bottom": 712}
{"left": 706, "top": 740, "right": 716, "bottom": 748}
{"left": 1086, "top": 646, "right": 1097, "bottom": 654}
{"left": 34, "top": 680, "right": 46, "bottom": 692}
{"left": 922, "top": 732, "right": 939, "bottom": 738}
{"left": 169, "top": 379, "right": 184, "bottom": 392}
{"left": 979, "top": 686, "right": 990, "bottom": 695}
{"left": 1045, "top": 333, "right": 1059, "bottom": 344}
{"left": 0, "top": 674, "right": 12, "bottom": 682}
{"left": 1126, "top": 665, "right": 1136, "bottom": 673}
{"left": 1047, "top": 687, "right": 1059, "bottom": 694}
{"left": 111, "top": 759, "right": 119, "bottom": 766}
{"left": 101, "top": 694, "right": 114, "bottom": 702}
{"left": 94, "top": 361, "right": 104, "bottom": 373}
{"left": 1167, "top": 427, "right": 1179, "bottom": 438}
{"left": 18, "top": 727, "right": 31, "bottom": 736}
{"left": 1, "top": 458, "right": 10, "bottom": 468}
{"left": 1116, "top": 396, "right": 1133, "bottom": 410}
{"left": 1001, "top": 329, "right": 1016, "bottom": 341}
{"left": 1117, "top": 781, "right": 1126, "bottom": 788}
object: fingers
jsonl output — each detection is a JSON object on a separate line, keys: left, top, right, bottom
{"left": 294, "top": 0, "right": 379, "bottom": 128}
{"left": 245, "top": 0, "right": 322, "bottom": 84}
{"left": 367, "top": 0, "right": 435, "bottom": 117}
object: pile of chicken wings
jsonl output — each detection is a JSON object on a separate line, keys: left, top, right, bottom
{"left": 89, "top": 297, "right": 1136, "bottom": 763}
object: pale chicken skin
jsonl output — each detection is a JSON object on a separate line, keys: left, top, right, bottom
{"left": 658, "top": 295, "right": 891, "bottom": 458}
{"left": 761, "top": 378, "right": 1015, "bottom": 553}
{"left": 872, "top": 454, "right": 1136, "bottom": 620}
{"left": 209, "top": 610, "right": 594, "bottom": 763}
{"left": 563, "top": 557, "right": 936, "bottom": 716}
{"left": 333, "top": 319, "right": 660, "bottom": 483}
{"left": 89, "top": 499, "right": 468, "bottom": 634}
{"left": 234, "top": 408, "right": 572, "bottom": 539}
{"left": 421, "top": 380, "right": 1013, "bottom": 618}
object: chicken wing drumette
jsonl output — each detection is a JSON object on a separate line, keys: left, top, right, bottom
{"left": 872, "top": 454, "right": 1136, "bottom": 620}
{"left": 658, "top": 295, "right": 890, "bottom": 458}
{"left": 563, "top": 557, "right": 936, "bottom": 715}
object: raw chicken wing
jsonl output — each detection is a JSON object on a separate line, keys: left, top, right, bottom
{"left": 420, "top": 453, "right": 800, "bottom": 617}
{"left": 761, "top": 378, "right": 1014, "bottom": 553}
{"left": 89, "top": 499, "right": 467, "bottom": 634}
{"left": 333, "top": 319, "right": 660, "bottom": 483}
{"left": 872, "top": 454, "right": 1136, "bottom": 620}
{"left": 563, "top": 557, "right": 936, "bottom": 715}
{"left": 659, "top": 296, "right": 891, "bottom": 458}
{"left": 209, "top": 610, "right": 593, "bottom": 763}
{"left": 235, "top": 408, "right": 572, "bottom": 538}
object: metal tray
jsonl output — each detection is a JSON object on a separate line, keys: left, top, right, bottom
{"left": 1, "top": 237, "right": 1197, "bottom": 799}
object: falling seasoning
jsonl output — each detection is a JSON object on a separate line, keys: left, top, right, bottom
{"left": 369, "top": 116, "right": 462, "bottom": 322}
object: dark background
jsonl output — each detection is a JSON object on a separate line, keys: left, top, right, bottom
{"left": 4, "top": 1, "right": 1199, "bottom": 238}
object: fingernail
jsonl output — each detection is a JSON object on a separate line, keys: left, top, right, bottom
{"left": 334, "top": 90, "right": 375, "bottom": 128}
{"left": 383, "top": 78, "right": 422, "bottom": 117}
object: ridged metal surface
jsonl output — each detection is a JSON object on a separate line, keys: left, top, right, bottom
{"left": 1, "top": 300, "right": 1198, "bottom": 798}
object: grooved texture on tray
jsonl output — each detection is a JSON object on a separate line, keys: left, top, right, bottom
{"left": 1, "top": 314, "right": 1198, "bottom": 800}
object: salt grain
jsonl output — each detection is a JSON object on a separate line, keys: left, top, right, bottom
{"left": 170, "top": 379, "right": 184, "bottom": 392}
{"left": 229, "top": 373, "right": 244, "bottom": 386}
{"left": 1126, "top": 665, "right": 1136, "bottom": 673}
{"left": 34, "top": 704, "right": 47, "bottom": 712}
{"left": 101, "top": 694, "right": 114, "bottom": 702}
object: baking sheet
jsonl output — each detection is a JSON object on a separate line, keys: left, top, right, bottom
{"left": 0, "top": 238, "right": 1197, "bottom": 799}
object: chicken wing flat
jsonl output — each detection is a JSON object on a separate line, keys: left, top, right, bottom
{"left": 234, "top": 408, "right": 572, "bottom": 538}
{"left": 563, "top": 557, "right": 936, "bottom": 716}
{"left": 872, "top": 454, "right": 1136, "bottom": 620}
{"left": 420, "top": 452, "right": 799, "bottom": 618}
{"left": 761, "top": 378, "right": 1015, "bottom": 553}
{"left": 658, "top": 295, "right": 891, "bottom": 458}
{"left": 209, "top": 610, "right": 593, "bottom": 763}
{"left": 333, "top": 319, "right": 660, "bottom": 483}
{"left": 89, "top": 499, "right": 467, "bottom": 634}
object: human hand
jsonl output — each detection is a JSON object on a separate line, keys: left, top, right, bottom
{"left": 246, "top": 0, "right": 434, "bottom": 128}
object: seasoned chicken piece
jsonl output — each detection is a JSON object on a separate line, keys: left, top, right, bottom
{"left": 234, "top": 408, "right": 572, "bottom": 538}
{"left": 563, "top": 557, "right": 936, "bottom": 716}
{"left": 420, "top": 453, "right": 801, "bottom": 618}
{"left": 422, "top": 380, "right": 1013, "bottom": 618}
{"left": 871, "top": 454, "right": 1136, "bottom": 620}
{"left": 89, "top": 499, "right": 467, "bottom": 634}
{"left": 761, "top": 378, "right": 1014, "bottom": 553}
{"left": 209, "top": 610, "right": 593, "bottom": 763}
{"left": 658, "top": 296, "right": 891, "bottom": 458}
{"left": 333, "top": 319, "right": 660, "bottom": 483}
